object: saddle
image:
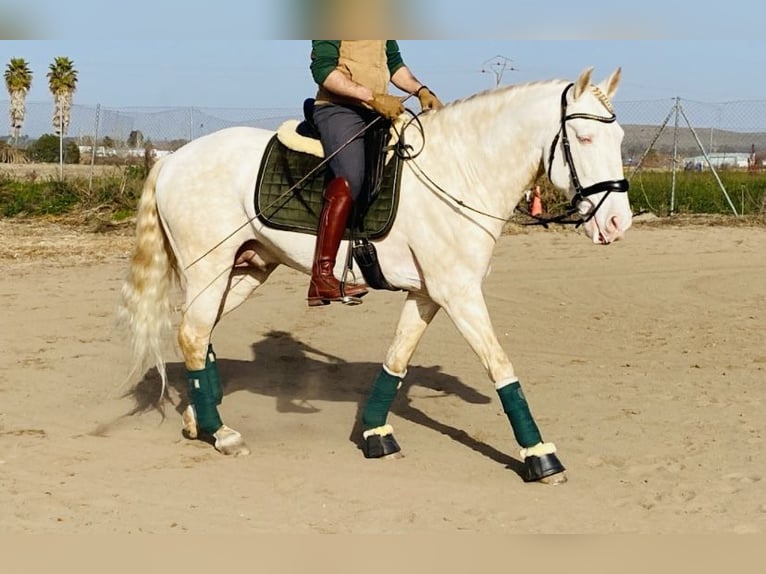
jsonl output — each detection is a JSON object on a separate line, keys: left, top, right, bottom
{"left": 254, "top": 100, "right": 404, "bottom": 290}
{"left": 254, "top": 99, "right": 403, "bottom": 240}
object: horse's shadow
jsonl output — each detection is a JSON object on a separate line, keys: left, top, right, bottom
{"left": 128, "top": 329, "right": 525, "bottom": 477}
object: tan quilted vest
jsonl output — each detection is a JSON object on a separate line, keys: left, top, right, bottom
{"left": 316, "top": 41, "right": 390, "bottom": 106}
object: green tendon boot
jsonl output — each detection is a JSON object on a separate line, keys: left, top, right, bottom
{"left": 206, "top": 344, "right": 223, "bottom": 405}
{"left": 361, "top": 366, "right": 404, "bottom": 458}
{"left": 496, "top": 379, "right": 566, "bottom": 482}
{"left": 186, "top": 355, "right": 224, "bottom": 436}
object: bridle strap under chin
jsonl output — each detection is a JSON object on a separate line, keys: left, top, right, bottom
{"left": 541, "top": 83, "right": 629, "bottom": 226}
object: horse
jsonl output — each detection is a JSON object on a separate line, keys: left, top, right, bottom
{"left": 118, "top": 67, "right": 631, "bottom": 484}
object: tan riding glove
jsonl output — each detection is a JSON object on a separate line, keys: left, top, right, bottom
{"left": 369, "top": 93, "right": 405, "bottom": 120}
{"left": 417, "top": 86, "right": 443, "bottom": 111}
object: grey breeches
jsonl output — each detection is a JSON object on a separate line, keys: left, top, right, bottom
{"left": 312, "top": 102, "right": 379, "bottom": 201}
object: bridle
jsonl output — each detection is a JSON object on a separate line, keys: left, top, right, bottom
{"left": 532, "top": 82, "right": 630, "bottom": 228}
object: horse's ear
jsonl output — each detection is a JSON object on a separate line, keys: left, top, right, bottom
{"left": 603, "top": 67, "right": 622, "bottom": 99}
{"left": 573, "top": 67, "right": 594, "bottom": 99}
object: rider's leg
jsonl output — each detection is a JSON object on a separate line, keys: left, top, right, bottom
{"left": 308, "top": 103, "right": 375, "bottom": 306}
{"left": 307, "top": 176, "right": 368, "bottom": 305}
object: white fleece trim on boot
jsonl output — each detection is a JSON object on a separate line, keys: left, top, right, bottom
{"left": 362, "top": 424, "right": 394, "bottom": 439}
{"left": 520, "top": 442, "right": 557, "bottom": 460}
{"left": 494, "top": 377, "right": 519, "bottom": 390}
{"left": 383, "top": 364, "right": 407, "bottom": 379}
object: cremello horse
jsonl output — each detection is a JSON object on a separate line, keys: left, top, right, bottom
{"left": 119, "top": 67, "right": 631, "bottom": 484}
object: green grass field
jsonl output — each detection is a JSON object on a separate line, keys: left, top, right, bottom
{"left": 0, "top": 165, "right": 145, "bottom": 218}
{"left": 627, "top": 170, "right": 766, "bottom": 216}
{"left": 529, "top": 169, "right": 766, "bottom": 218}
{"left": 2, "top": 163, "right": 765, "bottom": 220}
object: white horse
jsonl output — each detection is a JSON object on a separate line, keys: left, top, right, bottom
{"left": 119, "top": 67, "right": 631, "bottom": 484}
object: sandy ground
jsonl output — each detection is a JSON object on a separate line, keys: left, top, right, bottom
{"left": 0, "top": 217, "right": 764, "bottom": 534}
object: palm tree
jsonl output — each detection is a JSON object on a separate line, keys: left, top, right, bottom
{"left": 47, "top": 56, "right": 78, "bottom": 136}
{"left": 4, "top": 57, "right": 33, "bottom": 146}
{"left": 47, "top": 56, "right": 78, "bottom": 177}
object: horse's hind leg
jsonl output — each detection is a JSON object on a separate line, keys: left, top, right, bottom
{"left": 178, "top": 268, "right": 261, "bottom": 456}
{"left": 360, "top": 292, "right": 440, "bottom": 458}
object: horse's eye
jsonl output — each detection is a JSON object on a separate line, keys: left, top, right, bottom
{"left": 577, "top": 135, "right": 593, "bottom": 144}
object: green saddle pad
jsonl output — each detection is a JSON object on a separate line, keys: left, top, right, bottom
{"left": 254, "top": 134, "right": 402, "bottom": 240}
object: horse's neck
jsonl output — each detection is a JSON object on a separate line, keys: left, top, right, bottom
{"left": 420, "top": 82, "right": 562, "bottom": 219}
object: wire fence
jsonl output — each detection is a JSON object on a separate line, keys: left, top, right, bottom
{"left": 3, "top": 97, "right": 766, "bottom": 161}
{"left": 2, "top": 98, "right": 766, "bottom": 217}
{"left": 3, "top": 96, "right": 766, "bottom": 163}
{"left": 616, "top": 98, "right": 766, "bottom": 169}
{"left": 0, "top": 100, "right": 304, "bottom": 158}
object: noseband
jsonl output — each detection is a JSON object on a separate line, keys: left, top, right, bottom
{"left": 540, "top": 83, "right": 629, "bottom": 227}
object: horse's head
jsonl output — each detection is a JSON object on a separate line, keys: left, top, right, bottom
{"left": 544, "top": 67, "right": 632, "bottom": 244}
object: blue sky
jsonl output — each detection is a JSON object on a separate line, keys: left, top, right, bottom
{"left": 3, "top": 40, "right": 765, "bottom": 110}
{"left": 1, "top": 0, "right": 765, "bottom": 108}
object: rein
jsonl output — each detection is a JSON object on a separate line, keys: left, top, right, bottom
{"left": 400, "top": 82, "right": 629, "bottom": 230}
{"left": 183, "top": 111, "right": 387, "bottom": 271}
{"left": 184, "top": 93, "right": 422, "bottom": 271}
{"left": 185, "top": 84, "right": 629, "bottom": 271}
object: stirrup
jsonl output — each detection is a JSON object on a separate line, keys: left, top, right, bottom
{"left": 340, "top": 294, "right": 364, "bottom": 306}
{"left": 306, "top": 280, "right": 367, "bottom": 307}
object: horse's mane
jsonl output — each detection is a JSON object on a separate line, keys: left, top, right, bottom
{"left": 446, "top": 79, "right": 567, "bottom": 110}
{"left": 428, "top": 78, "right": 614, "bottom": 119}
{"left": 428, "top": 79, "right": 566, "bottom": 118}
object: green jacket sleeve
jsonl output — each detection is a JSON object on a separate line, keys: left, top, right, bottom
{"left": 310, "top": 40, "right": 341, "bottom": 86}
{"left": 386, "top": 40, "right": 405, "bottom": 75}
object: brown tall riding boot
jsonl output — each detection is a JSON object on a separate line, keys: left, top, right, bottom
{"left": 307, "top": 177, "right": 369, "bottom": 307}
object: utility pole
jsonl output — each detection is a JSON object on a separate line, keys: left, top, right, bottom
{"left": 481, "top": 55, "right": 517, "bottom": 87}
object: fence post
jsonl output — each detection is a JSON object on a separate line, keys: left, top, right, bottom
{"left": 670, "top": 96, "right": 680, "bottom": 215}
{"left": 89, "top": 103, "right": 101, "bottom": 194}
{"left": 58, "top": 104, "right": 64, "bottom": 180}
{"left": 677, "top": 105, "right": 739, "bottom": 217}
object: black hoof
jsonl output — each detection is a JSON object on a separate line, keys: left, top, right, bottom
{"left": 363, "top": 432, "right": 401, "bottom": 458}
{"left": 523, "top": 452, "right": 566, "bottom": 482}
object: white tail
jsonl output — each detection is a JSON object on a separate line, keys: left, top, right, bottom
{"left": 117, "top": 156, "right": 177, "bottom": 394}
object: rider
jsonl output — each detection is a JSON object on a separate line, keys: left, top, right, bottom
{"left": 307, "top": 40, "right": 443, "bottom": 307}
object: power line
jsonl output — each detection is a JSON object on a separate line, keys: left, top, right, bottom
{"left": 480, "top": 55, "right": 517, "bottom": 87}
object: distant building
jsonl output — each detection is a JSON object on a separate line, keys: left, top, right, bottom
{"left": 77, "top": 146, "right": 172, "bottom": 159}
{"left": 683, "top": 152, "right": 753, "bottom": 170}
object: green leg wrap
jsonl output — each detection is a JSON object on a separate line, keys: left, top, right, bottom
{"left": 187, "top": 366, "right": 223, "bottom": 435}
{"left": 362, "top": 368, "right": 402, "bottom": 430}
{"left": 206, "top": 344, "right": 223, "bottom": 405}
{"left": 497, "top": 381, "right": 542, "bottom": 448}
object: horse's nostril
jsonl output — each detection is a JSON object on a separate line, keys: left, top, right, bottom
{"left": 608, "top": 215, "right": 621, "bottom": 234}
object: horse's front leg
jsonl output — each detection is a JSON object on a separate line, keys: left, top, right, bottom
{"left": 439, "top": 285, "right": 567, "bottom": 484}
{"left": 360, "top": 291, "right": 440, "bottom": 458}
{"left": 178, "top": 271, "right": 251, "bottom": 457}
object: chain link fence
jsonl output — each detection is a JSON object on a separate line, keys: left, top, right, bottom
{"left": 3, "top": 97, "right": 766, "bottom": 162}
{"left": 2, "top": 97, "right": 766, "bottom": 215}
{"left": 613, "top": 99, "right": 766, "bottom": 215}
{"left": 0, "top": 100, "right": 303, "bottom": 158}
{"left": 615, "top": 98, "right": 766, "bottom": 167}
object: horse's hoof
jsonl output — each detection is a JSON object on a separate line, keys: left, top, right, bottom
{"left": 362, "top": 425, "right": 402, "bottom": 459}
{"left": 522, "top": 452, "right": 567, "bottom": 483}
{"left": 213, "top": 425, "right": 251, "bottom": 456}
{"left": 380, "top": 449, "right": 405, "bottom": 460}
{"left": 182, "top": 406, "right": 250, "bottom": 456}
{"left": 182, "top": 405, "right": 198, "bottom": 439}
{"left": 539, "top": 470, "right": 568, "bottom": 485}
